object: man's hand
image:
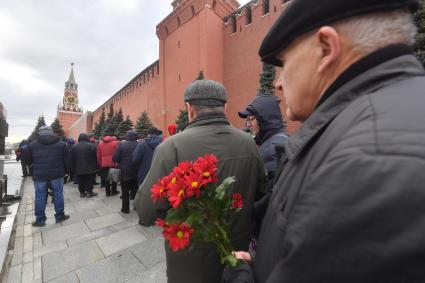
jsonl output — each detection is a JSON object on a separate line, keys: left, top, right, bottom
{"left": 233, "top": 251, "right": 252, "bottom": 263}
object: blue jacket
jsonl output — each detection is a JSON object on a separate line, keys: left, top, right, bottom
{"left": 26, "top": 134, "right": 71, "bottom": 181}
{"left": 112, "top": 131, "right": 139, "bottom": 181}
{"left": 132, "top": 135, "right": 162, "bottom": 185}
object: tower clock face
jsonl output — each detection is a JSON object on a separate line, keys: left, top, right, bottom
{"left": 66, "top": 96, "right": 76, "bottom": 104}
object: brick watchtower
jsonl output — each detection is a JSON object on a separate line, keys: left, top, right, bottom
{"left": 57, "top": 63, "right": 82, "bottom": 137}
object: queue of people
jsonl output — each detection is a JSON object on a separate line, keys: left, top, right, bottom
{"left": 17, "top": 0, "right": 425, "bottom": 281}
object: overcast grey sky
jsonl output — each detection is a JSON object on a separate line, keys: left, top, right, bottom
{"left": 1, "top": 0, "right": 251, "bottom": 143}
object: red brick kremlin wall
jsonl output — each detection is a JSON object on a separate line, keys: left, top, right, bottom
{"left": 69, "top": 0, "right": 300, "bottom": 140}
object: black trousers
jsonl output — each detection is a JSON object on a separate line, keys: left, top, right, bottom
{"left": 77, "top": 174, "right": 94, "bottom": 194}
{"left": 20, "top": 161, "right": 29, "bottom": 176}
{"left": 121, "top": 178, "right": 138, "bottom": 213}
{"left": 100, "top": 168, "right": 118, "bottom": 195}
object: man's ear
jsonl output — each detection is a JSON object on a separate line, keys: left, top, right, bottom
{"left": 186, "top": 102, "right": 194, "bottom": 121}
{"left": 315, "top": 26, "right": 342, "bottom": 74}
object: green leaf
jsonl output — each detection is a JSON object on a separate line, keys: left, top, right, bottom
{"left": 215, "top": 177, "right": 236, "bottom": 200}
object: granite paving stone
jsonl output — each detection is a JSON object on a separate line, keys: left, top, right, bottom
{"left": 33, "top": 240, "right": 68, "bottom": 258}
{"left": 46, "top": 272, "right": 79, "bottom": 283}
{"left": 85, "top": 213, "right": 126, "bottom": 231}
{"left": 130, "top": 237, "right": 165, "bottom": 269}
{"left": 77, "top": 250, "right": 146, "bottom": 283}
{"left": 66, "top": 228, "right": 113, "bottom": 247}
{"left": 125, "top": 262, "right": 167, "bottom": 283}
{"left": 42, "top": 241, "right": 104, "bottom": 281}
{"left": 96, "top": 228, "right": 146, "bottom": 257}
{"left": 42, "top": 222, "right": 90, "bottom": 244}
{"left": 7, "top": 263, "right": 22, "bottom": 283}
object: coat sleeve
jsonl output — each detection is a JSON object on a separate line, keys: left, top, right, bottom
{"left": 262, "top": 151, "right": 425, "bottom": 282}
{"left": 132, "top": 142, "right": 143, "bottom": 166}
{"left": 96, "top": 143, "right": 101, "bottom": 166}
{"left": 134, "top": 142, "right": 175, "bottom": 226}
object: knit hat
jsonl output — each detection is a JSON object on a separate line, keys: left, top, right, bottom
{"left": 259, "top": 0, "right": 419, "bottom": 67}
{"left": 184, "top": 80, "right": 227, "bottom": 106}
{"left": 38, "top": 126, "right": 53, "bottom": 136}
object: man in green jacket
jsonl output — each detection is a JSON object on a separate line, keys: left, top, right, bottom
{"left": 134, "top": 79, "right": 267, "bottom": 283}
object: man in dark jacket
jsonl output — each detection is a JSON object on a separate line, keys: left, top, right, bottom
{"left": 224, "top": 0, "right": 425, "bottom": 282}
{"left": 112, "top": 130, "right": 138, "bottom": 214}
{"left": 134, "top": 80, "right": 267, "bottom": 283}
{"left": 16, "top": 139, "right": 30, "bottom": 177}
{"left": 238, "top": 95, "right": 288, "bottom": 238}
{"left": 71, "top": 133, "right": 98, "bottom": 198}
{"left": 25, "top": 126, "right": 71, "bottom": 227}
{"left": 132, "top": 127, "right": 162, "bottom": 186}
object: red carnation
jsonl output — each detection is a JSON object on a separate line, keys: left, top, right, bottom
{"left": 163, "top": 223, "right": 194, "bottom": 252}
{"left": 230, "top": 193, "right": 243, "bottom": 209}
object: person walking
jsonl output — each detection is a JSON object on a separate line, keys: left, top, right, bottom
{"left": 132, "top": 127, "right": 162, "bottom": 186}
{"left": 224, "top": 0, "right": 425, "bottom": 282}
{"left": 16, "top": 139, "right": 30, "bottom": 177}
{"left": 134, "top": 80, "right": 267, "bottom": 283}
{"left": 238, "top": 94, "right": 288, "bottom": 239}
{"left": 112, "top": 130, "right": 139, "bottom": 214}
{"left": 71, "top": 133, "right": 98, "bottom": 198}
{"left": 24, "top": 126, "right": 70, "bottom": 227}
{"left": 97, "top": 135, "right": 119, "bottom": 196}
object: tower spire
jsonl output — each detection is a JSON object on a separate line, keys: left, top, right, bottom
{"left": 65, "top": 62, "right": 78, "bottom": 91}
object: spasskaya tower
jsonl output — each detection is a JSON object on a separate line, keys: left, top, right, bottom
{"left": 57, "top": 63, "right": 83, "bottom": 137}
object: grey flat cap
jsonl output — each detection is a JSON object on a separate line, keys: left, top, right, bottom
{"left": 38, "top": 126, "right": 53, "bottom": 136}
{"left": 184, "top": 80, "right": 227, "bottom": 106}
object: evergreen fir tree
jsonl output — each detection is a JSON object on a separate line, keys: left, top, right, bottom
{"left": 93, "top": 109, "right": 106, "bottom": 138}
{"left": 176, "top": 109, "right": 189, "bottom": 132}
{"left": 51, "top": 117, "right": 66, "bottom": 140}
{"left": 113, "top": 108, "right": 125, "bottom": 139}
{"left": 415, "top": 0, "right": 425, "bottom": 67}
{"left": 135, "top": 111, "right": 153, "bottom": 138}
{"left": 102, "top": 104, "right": 116, "bottom": 137}
{"left": 28, "top": 115, "right": 46, "bottom": 141}
{"left": 257, "top": 63, "right": 275, "bottom": 96}
{"left": 117, "top": 115, "right": 134, "bottom": 140}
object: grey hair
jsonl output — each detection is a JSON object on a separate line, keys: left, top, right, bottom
{"left": 190, "top": 104, "right": 225, "bottom": 115}
{"left": 332, "top": 8, "right": 417, "bottom": 54}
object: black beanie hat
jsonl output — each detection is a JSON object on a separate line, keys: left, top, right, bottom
{"left": 259, "top": 0, "right": 419, "bottom": 67}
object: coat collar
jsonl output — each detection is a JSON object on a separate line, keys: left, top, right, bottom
{"left": 285, "top": 44, "right": 424, "bottom": 161}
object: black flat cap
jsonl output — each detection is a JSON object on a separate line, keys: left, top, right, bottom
{"left": 259, "top": 0, "right": 419, "bottom": 67}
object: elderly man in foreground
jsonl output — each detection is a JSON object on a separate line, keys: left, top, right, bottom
{"left": 224, "top": 0, "right": 425, "bottom": 282}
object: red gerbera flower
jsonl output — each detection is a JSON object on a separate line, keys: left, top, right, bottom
{"left": 230, "top": 193, "right": 243, "bottom": 209}
{"left": 151, "top": 176, "right": 170, "bottom": 202}
{"left": 184, "top": 171, "right": 203, "bottom": 197}
{"left": 193, "top": 154, "right": 218, "bottom": 186}
{"left": 163, "top": 223, "right": 194, "bottom": 252}
{"left": 173, "top": 161, "right": 193, "bottom": 177}
{"left": 167, "top": 179, "right": 188, "bottom": 208}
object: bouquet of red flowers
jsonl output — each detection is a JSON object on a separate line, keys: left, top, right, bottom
{"left": 151, "top": 153, "right": 243, "bottom": 267}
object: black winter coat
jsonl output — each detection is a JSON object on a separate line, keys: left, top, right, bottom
{"left": 71, "top": 140, "right": 98, "bottom": 176}
{"left": 132, "top": 135, "right": 162, "bottom": 185}
{"left": 242, "top": 46, "right": 425, "bottom": 283}
{"left": 112, "top": 134, "right": 138, "bottom": 181}
{"left": 25, "top": 135, "right": 71, "bottom": 181}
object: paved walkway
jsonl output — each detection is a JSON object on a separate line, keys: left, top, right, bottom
{"left": 3, "top": 178, "right": 167, "bottom": 283}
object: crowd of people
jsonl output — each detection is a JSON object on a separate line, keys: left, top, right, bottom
{"left": 16, "top": 124, "right": 171, "bottom": 226}
{"left": 15, "top": 0, "right": 425, "bottom": 281}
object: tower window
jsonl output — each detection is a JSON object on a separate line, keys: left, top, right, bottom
{"left": 177, "top": 17, "right": 181, "bottom": 26}
{"left": 191, "top": 5, "right": 195, "bottom": 16}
